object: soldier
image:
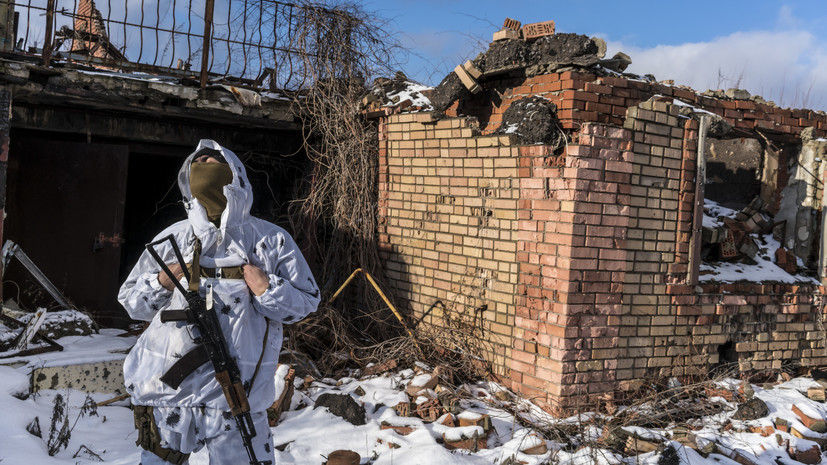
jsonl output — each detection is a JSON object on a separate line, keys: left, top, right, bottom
{"left": 119, "top": 140, "right": 320, "bottom": 464}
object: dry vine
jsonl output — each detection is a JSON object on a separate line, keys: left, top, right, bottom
{"left": 265, "top": 2, "right": 498, "bottom": 381}
{"left": 272, "top": 2, "right": 415, "bottom": 374}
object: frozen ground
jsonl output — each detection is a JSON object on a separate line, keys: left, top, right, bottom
{"left": 2, "top": 328, "right": 827, "bottom": 464}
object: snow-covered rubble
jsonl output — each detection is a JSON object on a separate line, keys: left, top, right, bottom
{"left": 2, "top": 329, "right": 827, "bottom": 464}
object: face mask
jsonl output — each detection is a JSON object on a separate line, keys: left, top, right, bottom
{"left": 189, "top": 162, "right": 234, "bottom": 222}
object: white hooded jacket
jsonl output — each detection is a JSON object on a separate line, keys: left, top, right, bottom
{"left": 119, "top": 140, "right": 320, "bottom": 412}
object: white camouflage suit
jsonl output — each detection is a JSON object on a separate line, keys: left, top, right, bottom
{"left": 119, "top": 140, "right": 320, "bottom": 464}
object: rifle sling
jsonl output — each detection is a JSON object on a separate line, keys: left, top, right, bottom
{"left": 160, "top": 344, "right": 210, "bottom": 389}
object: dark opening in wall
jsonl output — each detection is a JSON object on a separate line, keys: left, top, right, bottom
{"left": 704, "top": 138, "right": 763, "bottom": 211}
{"left": 717, "top": 340, "right": 737, "bottom": 364}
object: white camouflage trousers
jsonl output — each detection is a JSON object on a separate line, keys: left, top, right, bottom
{"left": 139, "top": 406, "right": 274, "bottom": 465}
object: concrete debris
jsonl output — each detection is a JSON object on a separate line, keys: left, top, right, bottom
{"left": 429, "top": 30, "right": 626, "bottom": 118}
{"left": 600, "top": 51, "right": 632, "bottom": 73}
{"left": 360, "top": 72, "right": 432, "bottom": 114}
{"left": 725, "top": 88, "right": 751, "bottom": 100}
{"left": 732, "top": 397, "right": 768, "bottom": 420}
{"left": 492, "top": 95, "right": 564, "bottom": 146}
{"left": 314, "top": 393, "right": 367, "bottom": 426}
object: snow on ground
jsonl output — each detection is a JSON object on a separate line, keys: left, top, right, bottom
{"left": 3, "top": 329, "right": 827, "bottom": 464}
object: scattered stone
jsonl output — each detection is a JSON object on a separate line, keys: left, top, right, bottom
{"left": 658, "top": 445, "right": 680, "bottom": 465}
{"left": 314, "top": 393, "right": 366, "bottom": 426}
{"left": 592, "top": 37, "right": 607, "bottom": 59}
{"left": 600, "top": 52, "right": 632, "bottom": 73}
{"left": 725, "top": 88, "right": 751, "bottom": 100}
{"left": 733, "top": 397, "right": 768, "bottom": 420}
{"left": 26, "top": 416, "right": 41, "bottom": 438}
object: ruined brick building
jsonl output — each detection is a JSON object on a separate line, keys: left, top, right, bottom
{"left": 372, "top": 26, "right": 827, "bottom": 411}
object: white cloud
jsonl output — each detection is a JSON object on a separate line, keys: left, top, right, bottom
{"left": 608, "top": 30, "right": 827, "bottom": 110}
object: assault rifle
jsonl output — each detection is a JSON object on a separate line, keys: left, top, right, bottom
{"left": 146, "top": 235, "right": 270, "bottom": 465}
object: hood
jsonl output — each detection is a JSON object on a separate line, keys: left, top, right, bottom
{"left": 178, "top": 140, "right": 253, "bottom": 250}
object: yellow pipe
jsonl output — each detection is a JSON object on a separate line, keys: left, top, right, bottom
{"left": 329, "top": 268, "right": 422, "bottom": 355}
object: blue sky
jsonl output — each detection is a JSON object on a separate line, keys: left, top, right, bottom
{"left": 364, "top": 0, "right": 827, "bottom": 110}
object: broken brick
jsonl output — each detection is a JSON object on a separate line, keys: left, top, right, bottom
{"left": 493, "top": 28, "right": 520, "bottom": 42}
{"left": 730, "top": 450, "right": 760, "bottom": 465}
{"left": 443, "top": 436, "right": 488, "bottom": 451}
{"left": 808, "top": 387, "right": 826, "bottom": 402}
{"left": 625, "top": 436, "right": 660, "bottom": 455}
{"left": 503, "top": 17, "right": 521, "bottom": 31}
{"left": 793, "top": 404, "right": 827, "bottom": 433}
{"left": 406, "top": 373, "right": 439, "bottom": 397}
{"left": 522, "top": 20, "right": 556, "bottom": 41}
{"left": 453, "top": 64, "right": 481, "bottom": 94}
{"left": 788, "top": 443, "right": 822, "bottom": 464}
{"left": 363, "top": 359, "right": 398, "bottom": 377}
{"left": 380, "top": 422, "right": 416, "bottom": 436}
{"left": 775, "top": 247, "right": 798, "bottom": 273}
{"left": 437, "top": 414, "right": 456, "bottom": 427}
{"left": 415, "top": 398, "right": 443, "bottom": 422}
{"left": 705, "top": 386, "right": 737, "bottom": 401}
{"left": 749, "top": 425, "right": 775, "bottom": 437}
{"left": 457, "top": 412, "right": 492, "bottom": 433}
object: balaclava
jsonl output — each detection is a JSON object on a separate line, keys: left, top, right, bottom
{"left": 189, "top": 160, "right": 234, "bottom": 224}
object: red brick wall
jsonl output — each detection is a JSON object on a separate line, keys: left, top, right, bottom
{"left": 378, "top": 71, "right": 827, "bottom": 413}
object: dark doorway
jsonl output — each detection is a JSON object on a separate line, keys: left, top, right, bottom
{"left": 119, "top": 150, "right": 187, "bottom": 292}
{"left": 3, "top": 137, "right": 128, "bottom": 326}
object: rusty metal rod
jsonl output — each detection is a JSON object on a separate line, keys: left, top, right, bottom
{"left": 200, "top": 0, "right": 214, "bottom": 88}
{"left": 329, "top": 268, "right": 422, "bottom": 355}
